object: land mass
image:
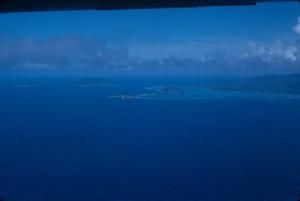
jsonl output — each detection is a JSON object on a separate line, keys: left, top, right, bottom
{"left": 205, "top": 74, "right": 300, "bottom": 95}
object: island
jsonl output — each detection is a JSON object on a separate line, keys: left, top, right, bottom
{"left": 204, "top": 74, "right": 300, "bottom": 95}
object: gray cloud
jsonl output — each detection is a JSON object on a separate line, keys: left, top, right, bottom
{"left": 0, "top": 35, "right": 130, "bottom": 74}
{"left": 0, "top": 27, "right": 300, "bottom": 76}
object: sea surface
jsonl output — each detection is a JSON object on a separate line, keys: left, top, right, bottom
{"left": 0, "top": 77, "right": 300, "bottom": 201}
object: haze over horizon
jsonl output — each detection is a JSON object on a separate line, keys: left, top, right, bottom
{"left": 0, "top": 3, "right": 300, "bottom": 76}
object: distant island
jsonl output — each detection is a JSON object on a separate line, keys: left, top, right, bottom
{"left": 69, "top": 77, "right": 114, "bottom": 87}
{"left": 110, "top": 95, "right": 140, "bottom": 100}
{"left": 10, "top": 77, "right": 115, "bottom": 88}
{"left": 145, "top": 86, "right": 183, "bottom": 95}
{"left": 205, "top": 74, "right": 300, "bottom": 95}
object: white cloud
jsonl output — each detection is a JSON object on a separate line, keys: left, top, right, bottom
{"left": 293, "top": 17, "right": 300, "bottom": 36}
{"left": 243, "top": 41, "right": 299, "bottom": 63}
{"left": 284, "top": 46, "right": 298, "bottom": 62}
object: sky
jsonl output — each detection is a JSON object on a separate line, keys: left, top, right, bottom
{"left": 0, "top": 2, "right": 300, "bottom": 76}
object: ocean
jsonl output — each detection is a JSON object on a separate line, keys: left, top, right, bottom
{"left": 0, "top": 77, "right": 300, "bottom": 201}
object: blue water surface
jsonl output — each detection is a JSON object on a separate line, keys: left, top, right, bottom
{"left": 0, "top": 77, "right": 300, "bottom": 201}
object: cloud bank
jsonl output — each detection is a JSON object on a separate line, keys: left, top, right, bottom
{"left": 0, "top": 18, "right": 300, "bottom": 76}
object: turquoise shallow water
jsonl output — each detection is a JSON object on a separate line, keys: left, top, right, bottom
{"left": 123, "top": 85, "right": 300, "bottom": 100}
{"left": 0, "top": 78, "right": 300, "bottom": 201}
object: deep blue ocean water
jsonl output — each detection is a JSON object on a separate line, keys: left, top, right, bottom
{"left": 1, "top": 78, "right": 300, "bottom": 201}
